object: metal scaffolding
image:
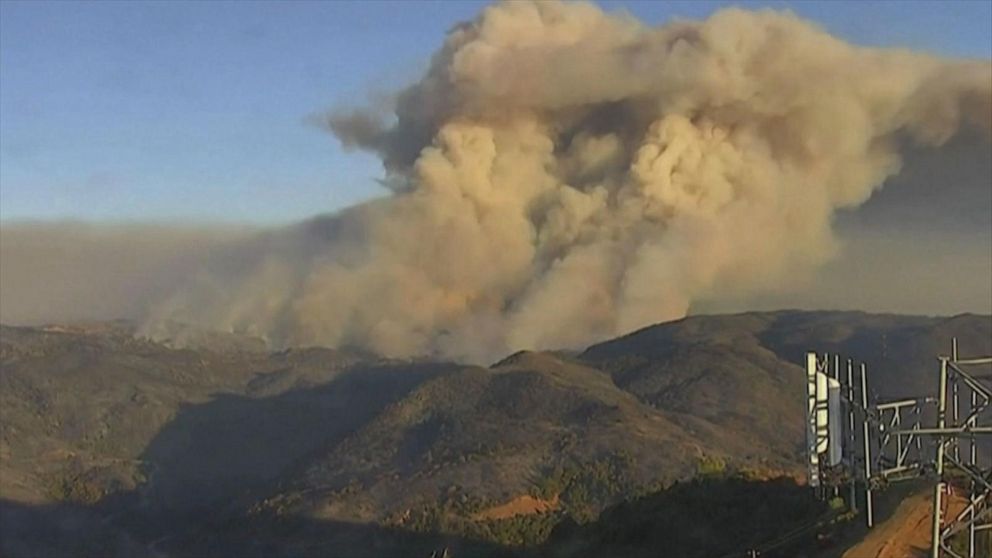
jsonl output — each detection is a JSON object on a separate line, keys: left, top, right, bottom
{"left": 804, "top": 339, "right": 991, "bottom": 557}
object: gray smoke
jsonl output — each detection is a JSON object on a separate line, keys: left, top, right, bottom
{"left": 6, "top": 2, "right": 990, "bottom": 362}
{"left": 140, "top": 2, "right": 991, "bottom": 360}
{"left": 0, "top": 222, "right": 252, "bottom": 326}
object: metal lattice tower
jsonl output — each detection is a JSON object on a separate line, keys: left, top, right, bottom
{"left": 804, "top": 339, "right": 992, "bottom": 557}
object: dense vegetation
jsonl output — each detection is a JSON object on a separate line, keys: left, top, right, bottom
{"left": 386, "top": 452, "right": 644, "bottom": 547}
{"left": 390, "top": 457, "right": 828, "bottom": 554}
{"left": 546, "top": 473, "right": 829, "bottom": 558}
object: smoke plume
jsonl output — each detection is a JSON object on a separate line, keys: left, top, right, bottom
{"left": 135, "top": 1, "right": 990, "bottom": 360}
{"left": 0, "top": 222, "right": 252, "bottom": 326}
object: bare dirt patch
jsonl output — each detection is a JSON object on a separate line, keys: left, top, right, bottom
{"left": 472, "top": 494, "right": 560, "bottom": 521}
{"left": 843, "top": 490, "right": 966, "bottom": 558}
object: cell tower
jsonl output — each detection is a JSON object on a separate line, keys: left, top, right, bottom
{"left": 804, "top": 339, "right": 992, "bottom": 557}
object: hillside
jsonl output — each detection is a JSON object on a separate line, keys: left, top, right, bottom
{"left": 1, "top": 311, "right": 989, "bottom": 557}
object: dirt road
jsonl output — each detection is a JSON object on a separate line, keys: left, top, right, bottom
{"left": 842, "top": 490, "right": 966, "bottom": 558}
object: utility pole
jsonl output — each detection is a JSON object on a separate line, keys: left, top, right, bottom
{"left": 930, "top": 357, "right": 949, "bottom": 558}
{"left": 847, "top": 359, "right": 857, "bottom": 513}
{"left": 860, "top": 362, "right": 873, "bottom": 528}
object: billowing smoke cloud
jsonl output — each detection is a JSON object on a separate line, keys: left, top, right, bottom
{"left": 130, "top": 2, "right": 991, "bottom": 360}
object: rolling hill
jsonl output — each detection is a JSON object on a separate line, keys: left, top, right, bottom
{"left": 1, "top": 311, "right": 989, "bottom": 557}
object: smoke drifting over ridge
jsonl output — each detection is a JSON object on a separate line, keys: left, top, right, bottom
{"left": 138, "top": 1, "right": 992, "bottom": 360}
{"left": 0, "top": 223, "right": 254, "bottom": 327}
{"left": 61, "top": 2, "right": 992, "bottom": 360}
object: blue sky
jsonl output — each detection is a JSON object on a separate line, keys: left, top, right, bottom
{"left": 2, "top": 0, "right": 990, "bottom": 224}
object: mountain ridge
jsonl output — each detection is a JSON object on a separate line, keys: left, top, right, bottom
{"left": 1, "top": 310, "right": 989, "bottom": 556}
